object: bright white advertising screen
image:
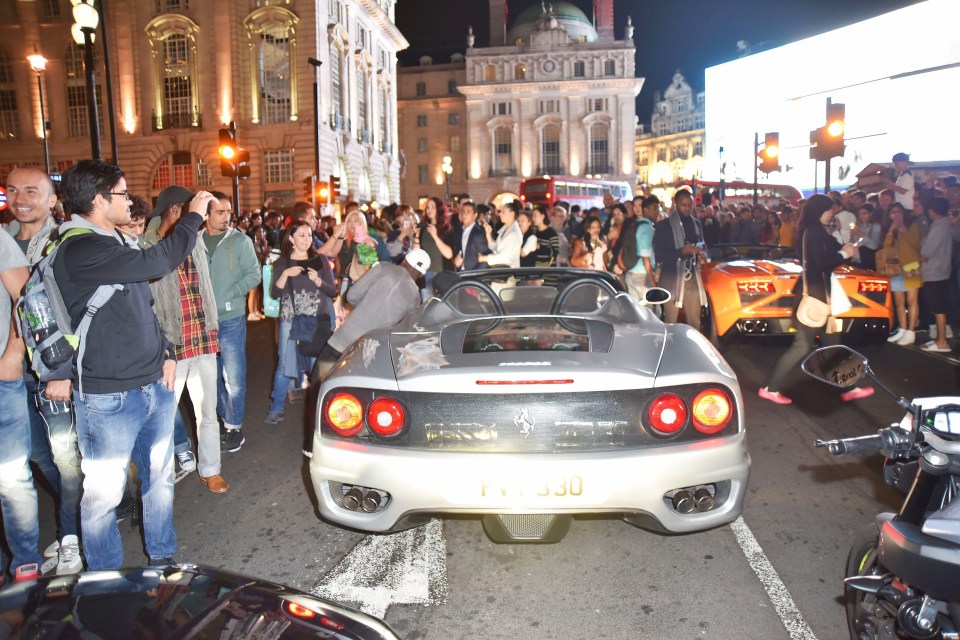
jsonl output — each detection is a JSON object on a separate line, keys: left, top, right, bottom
{"left": 704, "top": 0, "right": 960, "bottom": 194}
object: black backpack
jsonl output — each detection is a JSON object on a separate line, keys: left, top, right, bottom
{"left": 617, "top": 217, "right": 643, "bottom": 271}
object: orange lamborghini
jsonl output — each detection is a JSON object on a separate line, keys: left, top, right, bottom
{"left": 700, "top": 244, "right": 893, "bottom": 345}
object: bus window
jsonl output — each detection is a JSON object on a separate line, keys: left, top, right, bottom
{"left": 524, "top": 183, "right": 547, "bottom": 194}
{"left": 588, "top": 185, "right": 602, "bottom": 197}
{"left": 555, "top": 182, "right": 568, "bottom": 196}
{"left": 569, "top": 183, "right": 581, "bottom": 196}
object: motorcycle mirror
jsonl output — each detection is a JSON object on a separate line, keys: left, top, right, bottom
{"left": 643, "top": 287, "right": 672, "bottom": 305}
{"left": 801, "top": 345, "right": 869, "bottom": 389}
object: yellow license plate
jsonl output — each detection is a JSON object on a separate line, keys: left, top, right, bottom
{"left": 480, "top": 475, "right": 584, "bottom": 499}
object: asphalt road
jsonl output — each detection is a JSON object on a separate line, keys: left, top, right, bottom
{"left": 36, "top": 321, "right": 960, "bottom": 639}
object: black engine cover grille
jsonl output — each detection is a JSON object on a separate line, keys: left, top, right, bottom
{"left": 320, "top": 385, "right": 739, "bottom": 452}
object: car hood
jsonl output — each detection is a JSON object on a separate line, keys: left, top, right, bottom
{"left": 386, "top": 323, "right": 667, "bottom": 393}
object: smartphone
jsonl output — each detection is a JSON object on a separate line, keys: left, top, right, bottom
{"left": 852, "top": 237, "right": 865, "bottom": 247}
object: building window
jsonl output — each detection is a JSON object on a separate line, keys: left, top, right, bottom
{"left": 378, "top": 83, "right": 389, "bottom": 151}
{"left": 573, "top": 61, "right": 585, "bottom": 77}
{"left": 258, "top": 25, "right": 292, "bottom": 124}
{"left": 514, "top": 63, "right": 525, "bottom": 80}
{"left": 417, "top": 137, "right": 427, "bottom": 153}
{"left": 694, "top": 141, "right": 703, "bottom": 156}
{"left": 65, "top": 43, "right": 102, "bottom": 139}
{"left": 656, "top": 147, "right": 667, "bottom": 162}
{"left": 416, "top": 114, "right": 427, "bottom": 127}
{"left": 264, "top": 149, "right": 294, "bottom": 183}
{"left": 447, "top": 79, "right": 457, "bottom": 94}
{"left": 658, "top": 122, "right": 667, "bottom": 136}
{"left": 484, "top": 65, "right": 496, "bottom": 81}
{"left": 491, "top": 102, "right": 511, "bottom": 116}
{"left": 603, "top": 59, "right": 615, "bottom": 76}
{"left": 357, "top": 67, "right": 369, "bottom": 134}
{"left": 328, "top": 0, "right": 343, "bottom": 24}
{"left": 41, "top": 0, "right": 61, "bottom": 20}
{"left": 415, "top": 81, "right": 426, "bottom": 96}
{"left": 151, "top": 151, "right": 195, "bottom": 192}
{"left": 589, "top": 123, "right": 608, "bottom": 173}
{"left": 541, "top": 124, "right": 561, "bottom": 174}
{"left": 672, "top": 144, "right": 687, "bottom": 160}
{"left": 539, "top": 99, "right": 558, "bottom": 114}
{"left": 639, "top": 149, "right": 649, "bottom": 166}
{"left": 418, "top": 164, "right": 428, "bottom": 184}
{"left": 447, "top": 112, "right": 459, "bottom": 125}
{"left": 493, "top": 126, "right": 512, "bottom": 173}
{"left": 589, "top": 98, "right": 607, "bottom": 112}
{"left": 675, "top": 99, "right": 687, "bottom": 113}
{"left": 146, "top": 24, "right": 201, "bottom": 131}
{"left": 330, "top": 44, "right": 345, "bottom": 127}
{"left": 449, "top": 134, "right": 460, "bottom": 152}
{"left": 156, "top": 0, "right": 189, "bottom": 11}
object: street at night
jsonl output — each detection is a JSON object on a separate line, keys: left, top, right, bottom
{"left": 61, "top": 322, "right": 954, "bottom": 639}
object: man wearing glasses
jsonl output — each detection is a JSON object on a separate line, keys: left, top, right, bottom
{"left": 46, "top": 160, "right": 215, "bottom": 569}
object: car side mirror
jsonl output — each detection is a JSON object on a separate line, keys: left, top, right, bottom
{"left": 643, "top": 287, "right": 671, "bottom": 305}
{"left": 801, "top": 345, "right": 869, "bottom": 388}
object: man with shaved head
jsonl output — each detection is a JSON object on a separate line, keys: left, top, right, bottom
{"left": 3, "top": 167, "right": 85, "bottom": 574}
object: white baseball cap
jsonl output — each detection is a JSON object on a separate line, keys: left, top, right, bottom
{"left": 404, "top": 248, "right": 431, "bottom": 275}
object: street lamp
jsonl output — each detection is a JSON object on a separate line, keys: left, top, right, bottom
{"left": 441, "top": 154, "right": 453, "bottom": 205}
{"left": 27, "top": 51, "right": 49, "bottom": 175}
{"left": 71, "top": 0, "right": 101, "bottom": 160}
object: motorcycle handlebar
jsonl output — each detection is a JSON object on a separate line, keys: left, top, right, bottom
{"left": 815, "top": 428, "right": 912, "bottom": 456}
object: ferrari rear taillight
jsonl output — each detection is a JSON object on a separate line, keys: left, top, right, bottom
{"left": 647, "top": 394, "right": 687, "bottom": 434}
{"left": 692, "top": 389, "right": 732, "bottom": 434}
{"left": 737, "top": 280, "right": 774, "bottom": 293}
{"left": 858, "top": 280, "right": 888, "bottom": 293}
{"left": 327, "top": 393, "right": 363, "bottom": 436}
{"left": 368, "top": 397, "right": 406, "bottom": 436}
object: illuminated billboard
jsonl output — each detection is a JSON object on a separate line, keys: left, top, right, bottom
{"left": 704, "top": 0, "right": 960, "bottom": 194}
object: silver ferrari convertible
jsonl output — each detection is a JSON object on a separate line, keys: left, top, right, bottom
{"left": 309, "top": 268, "right": 750, "bottom": 543}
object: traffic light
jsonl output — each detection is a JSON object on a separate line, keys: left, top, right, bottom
{"left": 218, "top": 127, "right": 238, "bottom": 177}
{"left": 237, "top": 148, "right": 251, "bottom": 179}
{"left": 303, "top": 175, "right": 316, "bottom": 200}
{"left": 330, "top": 175, "right": 341, "bottom": 200}
{"left": 317, "top": 181, "right": 330, "bottom": 202}
{"left": 822, "top": 102, "right": 845, "bottom": 159}
{"left": 758, "top": 132, "right": 780, "bottom": 174}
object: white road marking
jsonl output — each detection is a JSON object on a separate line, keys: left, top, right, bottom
{"left": 730, "top": 516, "right": 818, "bottom": 640}
{"left": 310, "top": 518, "right": 448, "bottom": 619}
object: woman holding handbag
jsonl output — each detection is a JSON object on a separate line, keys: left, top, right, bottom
{"left": 759, "top": 194, "right": 873, "bottom": 405}
{"left": 265, "top": 221, "right": 336, "bottom": 424}
{"left": 883, "top": 203, "right": 923, "bottom": 345}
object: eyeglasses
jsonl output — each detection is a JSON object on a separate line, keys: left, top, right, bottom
{"left": 106, "top": 191, "right": 131, "bottom": 201}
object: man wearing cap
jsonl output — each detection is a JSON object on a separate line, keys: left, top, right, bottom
{"left": 144, "top": 186, "right": 228, "bottom": 494}
{"left": 315, "top": 248, "right": 429, "bottom": 377}
{"left": 882, "top": 153, "right": 916, "bottom": 211}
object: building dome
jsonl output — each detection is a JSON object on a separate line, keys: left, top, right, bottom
{"left": 507, "top": 2, "right": 598, "bottom": 43}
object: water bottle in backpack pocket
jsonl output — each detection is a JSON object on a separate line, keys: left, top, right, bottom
{"left": 21, "top": 281, "right": 74, "bottom": 373}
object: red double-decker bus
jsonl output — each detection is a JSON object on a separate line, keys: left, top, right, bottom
{"left": 677, "top": 180, "right": 802, "bottom": 208}
{"left": 520, "top": 176, "right": 633, "bottom": 210}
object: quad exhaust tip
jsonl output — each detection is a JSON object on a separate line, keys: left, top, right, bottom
{"left": 341, "top": 486, "right": 388, "bottom": 513}
{"left": 669, "top": 485, "right": 717, "bottom": 514}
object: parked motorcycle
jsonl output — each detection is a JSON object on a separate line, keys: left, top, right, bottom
{"left": 801, "top": 345, "right": 960, "bottom": 640}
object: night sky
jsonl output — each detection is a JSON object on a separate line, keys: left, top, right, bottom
{"left": 396, "top": 0, "right": 919, "bottom": 122}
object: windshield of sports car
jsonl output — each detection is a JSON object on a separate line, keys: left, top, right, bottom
{"left": 461, "top": 318, "right": 591, "bottom": 353}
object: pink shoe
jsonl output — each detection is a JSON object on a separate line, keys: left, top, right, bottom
{"left": 759, "top": 387, "right": 793, "bottom": 405}
{"left": 840, "top": 386, "right": 874, "bottom": 402}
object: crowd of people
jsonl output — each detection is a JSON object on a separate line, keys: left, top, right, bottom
{"left": 0, "top": 149, "right": 957, "bottom": 584}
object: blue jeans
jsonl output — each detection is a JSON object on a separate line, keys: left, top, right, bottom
{"left": 25, "top": 373, "right": 81, "bottom": 540}
{"left": 268, "top": 320, "right": 314, "bottom": 415}
{"left": 173, "top": 405, "right": 189, "bottom": 455}
{"left": 217, "top": 316, "right": 247, "bottom": 429}
{"left": 74, "top": 380, "right": 177, "bottom": 570}
{"left": 0, "top": 377, "right": 41, "bottom": 570}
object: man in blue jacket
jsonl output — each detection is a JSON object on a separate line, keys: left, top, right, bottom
{"left": 46, "top": 160, "right": 215, "bottom": 570}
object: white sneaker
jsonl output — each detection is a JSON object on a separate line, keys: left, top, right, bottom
{"left": 56, "top": 535, "right": 83, "bottom": 575}
{"left": 895, "top": 329, "right": 916, "bottom": 346}
{"left": 43, "top": 540, "right": 59, "bottom": 558}
{"left": 887, "top": 328, "right": 904, "bottom": 343}
{"left": 176, "top": 450, "right": 197, "bottom": 473}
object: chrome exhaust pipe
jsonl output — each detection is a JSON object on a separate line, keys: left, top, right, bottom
{"left": 342, "top": 487, "right": 364, "bottom": 511}
{"left": 360, "top": 490, "right": 382, "bottom": 513}
{"left": 742, "top": 320, "right": 755, "bottom": 333}
{"left": 694, "top": 487, "right": 715, "bottom": 512}
{"left": 672, "top": 490, "right": 696, "bottom": 514}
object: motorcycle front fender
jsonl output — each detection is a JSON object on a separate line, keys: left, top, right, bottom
{"left": 874, "top": 511, "right": 896, "bottom": 531}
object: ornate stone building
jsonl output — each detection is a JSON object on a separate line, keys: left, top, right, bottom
{"left": 458, "top": 0, "right": 642, "bottom": 206}
{"left": 0, "top": 0, "right": 407, "bottom": 212}
{"left": 635, "top": 70, "right": 705, "bottom": 206}
{"left": 396, "top": 54, "right": 467, "bottom": 209}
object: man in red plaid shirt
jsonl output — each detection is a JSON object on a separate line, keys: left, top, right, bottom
{"left": 144, "top": 186, "right": 227, "bottom": 494}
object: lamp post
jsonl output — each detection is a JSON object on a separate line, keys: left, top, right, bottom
{"left": 71, "top": 1, "right": 101, "bottom": 161}
{"left": 442, "top": 154, "right": 453, "bottom": 205}
{"left": 27, "top": 52, "right": 49, "bottom": 175}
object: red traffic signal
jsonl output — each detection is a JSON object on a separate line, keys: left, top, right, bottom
{"left": 758, "top": 132, "right": 780, "bottom": 174}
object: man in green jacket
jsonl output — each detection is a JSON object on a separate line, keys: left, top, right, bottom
{"left": 201, "top": 192, "right": 262, "bottom": 452}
